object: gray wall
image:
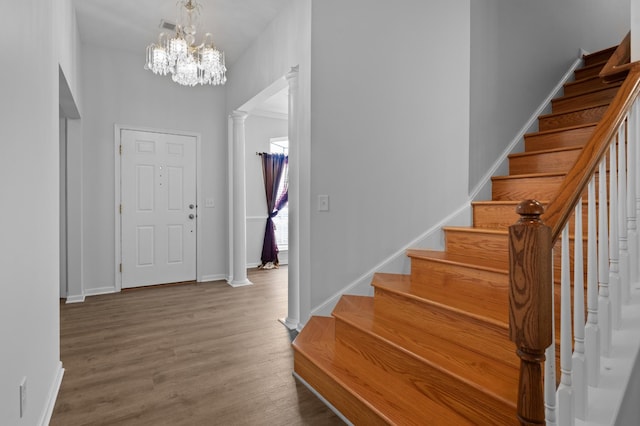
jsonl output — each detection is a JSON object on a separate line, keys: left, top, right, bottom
{"left": 0, "top": 0, "right": 61, "bottom": 423}
{"left": 469, "top": 0, "right": 630, "bottom": 192}
{"left": 80, "top": 44, "right": 228, "bottom": 292}
{"left": 310, "top": 0, "right": 471, "bottom": 309}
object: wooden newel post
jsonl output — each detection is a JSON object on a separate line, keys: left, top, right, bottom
{"left": 509, "top": 200, "right": 553, "bottom": 425}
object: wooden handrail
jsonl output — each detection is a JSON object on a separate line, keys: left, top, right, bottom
{"left": 543, "top": 63, "right": 640, "bottom": 243}
{"left": 600, "top": 31, "right": 632, "bottom": 82}
{"left": 510, "top": 33, "right": 640, "bottom": 424}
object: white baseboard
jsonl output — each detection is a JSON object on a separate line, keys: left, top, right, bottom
{"left": 292, "top": 371, "right": 353, "bottom": 425}
{"left": 199, "top": 274, "right": 227, "bottom": 283}
{"left": 65, "top": 294, "right": 85, "bottom": 304}
{"left": 84, "top": 286, "right": 117, "bottom": 297}
{"left": 39, "top": 362, "right": 64, "bottom": 426}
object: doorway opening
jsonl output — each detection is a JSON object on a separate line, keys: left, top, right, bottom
{"left": 231, "top": 67, "right": 300, "bottom": 330}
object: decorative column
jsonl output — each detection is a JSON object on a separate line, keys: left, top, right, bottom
{"left": 229, "top": 110, "right": 252, "bottom": 287}
{"left": 280, "top": 66, "right": 300, "bottom": 330}
{"left": 66, "top": 118, "right": 84, "bottom": 303}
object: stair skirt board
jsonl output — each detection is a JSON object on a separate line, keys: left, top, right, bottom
{"left": 308, "top": 202, "right": 471, "bottom": 319}
{"left": 292, "top": 371, "right": 354, "bottom": 426}
{"left": 307, "top": 52, "right": 586, "bottom": 321}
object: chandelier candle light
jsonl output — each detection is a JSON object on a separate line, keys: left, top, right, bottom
{"left": 145, "top": 0, "right": 227, "bottom": 86}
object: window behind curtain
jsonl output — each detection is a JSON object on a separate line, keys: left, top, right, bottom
{"left": 270, "top": 137, "right": 288, "bottom": 251}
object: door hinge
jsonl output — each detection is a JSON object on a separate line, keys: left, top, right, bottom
{"left": 119, "top": 263, "right": 122, "bottom": 273}
{"left": 120, "top": 204, "right": 123, "bottom": 214}
{"left": 119, "top": 145, "right": 123, "bottom": 155}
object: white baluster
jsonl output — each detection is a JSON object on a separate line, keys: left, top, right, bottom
{"left": 609, "top": 142, "right": 621, "bottom": 330}
{"left": 557, "top": 225, "right": 575, "bottom": 425}
{"left": 573, "top": 201, "right": 587, "bottom": 419}
{"left": 585, "top": 177, "right": 600, "bottom": 386}
{"left": 619, "top": 119, "right": 630, "bottom": 306}
{"left": 599, "top": 157, "right": 612, "bottom": 356}
{"left": 629, "top": 101, "right": 639, "bottom": 291}
{"left": 545, "top": 250, "right": 557, "bottom": 426}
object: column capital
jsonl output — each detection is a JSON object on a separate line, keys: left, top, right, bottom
{"left": 286, "top": 65, "right": 299, "bottom": 83}
{"left": 230, "top": 110, "right": 249, "bottom": 121}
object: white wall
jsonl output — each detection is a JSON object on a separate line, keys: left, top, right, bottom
{"left": 245, "top": 115, "right": 288, "bottom": 266}
{"left": 80, "top": 44, "right": 228, "bottom": 293}
{"left": 0, "top": 0, "right": 63, "bottom": 424}
{"left": 469, "top": 0, "right": 630, "bottom": 192}
{"left": 309, "top": 0, "right": 471, "bottom": 310}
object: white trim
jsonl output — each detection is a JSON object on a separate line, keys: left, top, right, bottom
{"left": 114, "top": 124, "right": 202, "bottom": 291}
{"left": 65, "top": 294, "right": 85, "bottom": 304}
{"left": 199, "top": 274, "right": 227, "bottom": 283}
{"left": 38, "top": 362, "right": 64, "bottom": 426}
{"left": 292, "top": 372, "right": 353, "bottom": 426}
{"left": 250, "top": 109, "right": 288, "bottom": 120}
{"left": 469, "top": 54, "right": 585, "bottom": 200}
{"left": 84, "top": 286, "right": 118, "bottom": 297}
{"left": 227, "top": 115, "right": 234, "bottom": 282}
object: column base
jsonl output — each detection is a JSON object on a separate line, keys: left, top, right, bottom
{"left": 278, "top": 317, "right": 299, "bottom": 330}
{"left": 227, "top": 278, "right": 253, "bottom": 288}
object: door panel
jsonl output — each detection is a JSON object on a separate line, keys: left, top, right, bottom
{"left": 121, "top": 129, "right": 196, "bottom": 288}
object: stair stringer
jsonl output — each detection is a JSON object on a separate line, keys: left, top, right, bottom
{"left": 306, "top": 51, "right": 587, "bottom": 322}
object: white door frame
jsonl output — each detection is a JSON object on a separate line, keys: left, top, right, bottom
{"left": 114, "top": 124, "right": 203, "bottom": 291}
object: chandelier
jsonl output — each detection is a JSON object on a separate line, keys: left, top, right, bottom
{"left": 144, "top": 0, "right": 227, "bottom": 86}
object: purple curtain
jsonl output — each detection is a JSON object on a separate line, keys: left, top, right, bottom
{"left": 260, "top": 153, "right": 288, "bottom": 267}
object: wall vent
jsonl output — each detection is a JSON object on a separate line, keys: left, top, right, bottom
{"left": 159, "top": 20, "right": 176, "bottom": 31}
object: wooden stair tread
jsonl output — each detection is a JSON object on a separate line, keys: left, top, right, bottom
{"left": 491, "top": 171, "right": 565, "bottom": 180}
{"left": 472, "top": 200, "right": 549, "bottom": 207}
{"left": 293, "top": 316, "right": 476, "bottom": 425}
{"left": 443, "top": 225, "right": 507, "bottom": 235}
{"left": 525, "top": 122, "right": 597, "bottom": 138}
{"left": 582, "top": 46, "right": 617, "bottom": 65}
{"left": 538, "top": 102, "right": 609, "bottom": 120}
{"left": 509, "top": 145, "right": 582, "bottom": 159}
{"left": 554, "top": 81, "right": 621, "bottom": 102}
{"left": 372, "top": 272, "right": 509, "bottom": 324}
{"left": 407, "top": 247, "right": 507, "bottom": 272}
{"left": 333, "top": 295, "right": 519, "bottom": 409}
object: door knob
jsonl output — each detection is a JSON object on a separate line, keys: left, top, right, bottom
{"left": 189, "top": 214, "right": 195, "bottom": 219}
{"left": 189, "top": 204, "right": 195, "bottom": 209}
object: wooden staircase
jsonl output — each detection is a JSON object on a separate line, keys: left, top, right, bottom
{"left": 292, "top": 45, "right": 621, "bottom": 425}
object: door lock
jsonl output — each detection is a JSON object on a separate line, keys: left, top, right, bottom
{"left": 189, "top": 214, "right": 195, "bottom": 219}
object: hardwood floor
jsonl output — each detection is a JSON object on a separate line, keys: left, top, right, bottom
{"left": 51, "top": 267, "right": 344, "bottom": 426}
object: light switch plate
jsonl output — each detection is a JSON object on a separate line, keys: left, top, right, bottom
{"left": 318, "top": 195, "right": 329, "bottom": 211}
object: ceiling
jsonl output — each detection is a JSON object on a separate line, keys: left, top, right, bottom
{"left": 73, "top": 0, "right": 292, "bottom": 116}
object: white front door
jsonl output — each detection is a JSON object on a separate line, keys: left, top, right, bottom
{"left": 120, "top": 129, "right": 197, "bottom": 288}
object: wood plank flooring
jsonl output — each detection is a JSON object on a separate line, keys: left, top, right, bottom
{"left": 51, "top": 267, "right": 343, "bottom": 426}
